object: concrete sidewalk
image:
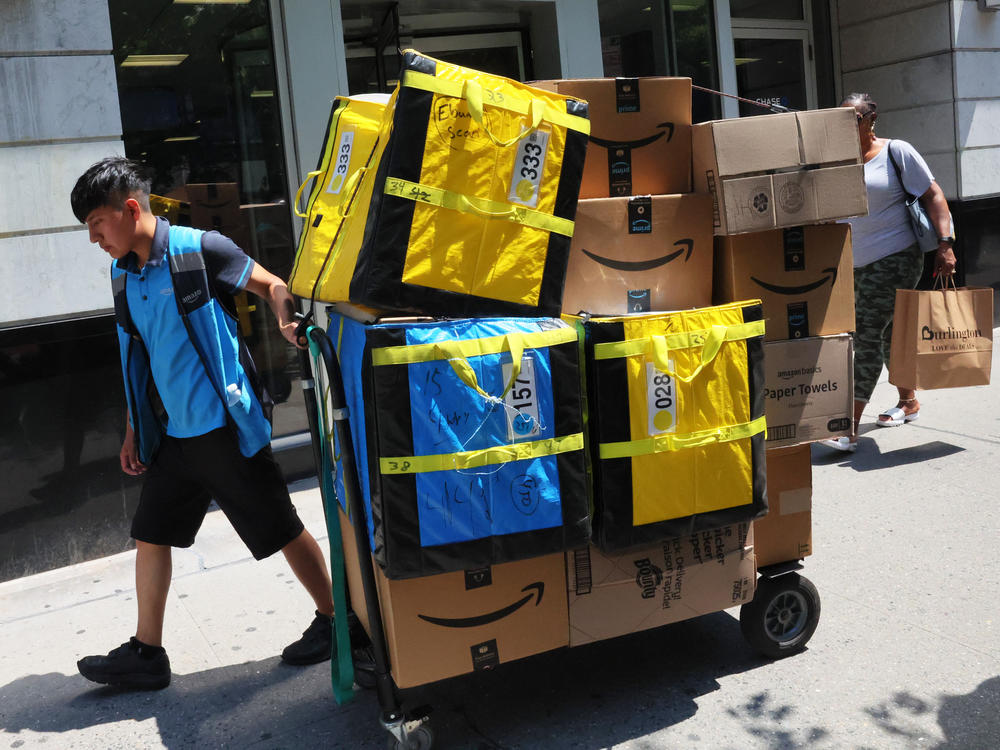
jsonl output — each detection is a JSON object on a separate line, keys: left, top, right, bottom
{"left": 1, "top": 337, "right": 999, "bottom": 749}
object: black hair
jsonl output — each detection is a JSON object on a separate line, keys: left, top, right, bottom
{"left": 70, "top": 156, "right": 152, "bottom": 223}
{"left": 841, "top": 92, "right": 877, "bottom": 118}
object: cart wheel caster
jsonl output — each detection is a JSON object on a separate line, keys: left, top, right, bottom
{"left": 386, "top": 724, "right": 433, "bottom": 750}
{"left": 740, "top": 572, "right": 820, "bottom": 659}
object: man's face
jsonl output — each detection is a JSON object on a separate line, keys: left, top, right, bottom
{"left": 85, "top": 200, "right": 138, "bottom": 260}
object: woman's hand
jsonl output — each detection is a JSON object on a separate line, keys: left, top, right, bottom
{"left": 934, "top": 242, "right": 957, "bottom": 277}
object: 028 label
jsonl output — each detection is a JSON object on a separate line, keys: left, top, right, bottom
{"left": 508, "top": 129, "right": 550, "bottom": 208}
{"left": 502, "top": 356, "right": 541, "bottom": 441}
{"left": 646, "top": 361, "right": 677, "bottom": 435}
{"left": 326, "top": 131, "right": 355, "bottom": 194}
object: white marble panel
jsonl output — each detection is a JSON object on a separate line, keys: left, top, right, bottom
{"left": 953, "top": 0, "right": 1000, "bottom": 49}
{"left": 922, "top": 151, "right": 959, "bottom": 199}
{"left": 0, "top": 141, "right": 124, "bottom": 235}
{"left": 0, "top": 56, "right": 121, "bottom": 144}
{"left": 954, "top": 50, "right": 1000, "bottom": 98}
{"left": 0, "top": 0, "right": 111, "bottom": 54}
{"left": 957, "top": 99, "right": 1000, "bottom": 148}
{"left": 836, "top": 0, "right": 944, "bottom": 28}
{"left": 0, "top": 230, "right": 112, "bottom": 326}
{"left": 876, "top": 102, "right": 958, "bottom": 154}
{"left": 840, "top": 5, "right": 951, "bottom": 73}
{"left": 554, "top": 0, "right": 603, "bottom": 78}
{"left": 281, "top": 0, "right": 350, "bottom": 185}
{"left": 959, "top": 145, "right": 1000, "bottom": 198}
{"left": 841, "top": 54, "right": 953, "bottom": 112}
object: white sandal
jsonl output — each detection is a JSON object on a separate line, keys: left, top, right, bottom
{"left": 820, "top": 436, "right": 857, "bottom": 453}
{"left": 877, "top": 406, "right": 920, "bottom": 428}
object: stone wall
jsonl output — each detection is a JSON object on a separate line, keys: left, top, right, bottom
{"left": 0, "top": 0, "right": 124, "bottom": 329}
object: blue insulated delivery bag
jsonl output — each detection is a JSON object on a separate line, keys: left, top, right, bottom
{"left": 329, "top": 313, "right": 591, "bottom": 579}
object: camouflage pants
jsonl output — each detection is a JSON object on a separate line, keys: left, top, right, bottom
{"left": 853, "top": 244, "right": 923, "bottom": 402}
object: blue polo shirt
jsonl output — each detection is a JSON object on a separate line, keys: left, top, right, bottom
{"left": 118, "top": 217, "right": 255, "bottom": 438}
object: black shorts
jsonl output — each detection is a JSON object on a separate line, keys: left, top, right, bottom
{"left": 131, "top": 427, "right": 305, "bottom": 560}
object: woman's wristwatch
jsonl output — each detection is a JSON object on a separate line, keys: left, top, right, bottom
{"left": 937, "top": 235, "right": 955, "bottom": 246}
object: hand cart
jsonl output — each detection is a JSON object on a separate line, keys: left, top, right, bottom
{"left": 294, "top": 314, "right": 820, "bottom": 750}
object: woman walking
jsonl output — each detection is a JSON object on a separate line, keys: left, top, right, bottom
{"left": 823, "top": 93, "right": 957, "bottom": 452}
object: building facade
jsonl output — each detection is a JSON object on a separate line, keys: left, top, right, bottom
{"left": 1, "top": 0, "right": 997, "bottom": 581}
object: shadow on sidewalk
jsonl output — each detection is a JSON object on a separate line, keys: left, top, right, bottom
{"left": 0, "top": 612, "right": 815, "bottom": 748}
{"left": 0, "top": 658, "right": 377, "bottom": 749}
{"left": 812, "top": 436, "right": 965, "bottom": 472}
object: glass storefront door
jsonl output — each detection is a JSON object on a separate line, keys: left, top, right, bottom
{"left": 109, "top": 0, "right": 305, "bottom": 439}
{"left": 732, "top": 29, "right": 814, "bottom": 116}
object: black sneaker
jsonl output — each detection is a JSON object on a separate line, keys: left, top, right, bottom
{"left": 77, "top": 638, "right": 171, "bottom": 690}
{"left": 282, "top": 611, "right": 378, "bottom": 687}
{"left": 282, "top": 611, "right": 333, "bottom": 665}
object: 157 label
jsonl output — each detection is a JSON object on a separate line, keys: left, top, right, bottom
{"left": 646, "top": 361, "right": 677, "bottom": 435}
{"left": 326, "top": 131, "right": 354, "bottom": 194}
{"left": 508, "top": 129, "right": 550, "bottom": 208}
{"left": 502, "top": 356, "right": 541, "bottom": 441}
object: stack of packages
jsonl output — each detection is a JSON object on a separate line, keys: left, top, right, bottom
{"left": 291, "top": 51, "right": 593, "bottom": 687}
{"left": 289, "top": 50, "right": 867, "bottom": 687}
{"left": 541, "top": 78, "right": 761, "bottom": 647}
{"left": 694, "top": 108, "right": 868, "bottom": 566}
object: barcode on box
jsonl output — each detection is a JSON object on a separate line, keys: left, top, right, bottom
{"left": 767, "top": 424, "right": 796, "bottom": 442}
{"left": 706, "top": 170, "right": 720, "bottom": 227}
{"left": 573, "top": 547, "right": 592, "bottom": 595}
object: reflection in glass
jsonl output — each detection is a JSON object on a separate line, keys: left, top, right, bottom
{"left": 730, "top": 0, "right": 804, "bottom": 20}
{"left": 0, "top": 320, "right": 141, "bottom": 582}
{"left": 734, "top": 37, "right": 806, "bottom": 117}
{"left": 597, "top": 1, "right": 720, "bottom": 122}
{"left": 108, "top": 0, "right": 305, "bottom": 439}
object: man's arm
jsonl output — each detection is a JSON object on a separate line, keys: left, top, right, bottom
{"left": 244, "top": 264, "right": 305, "bottom": 348}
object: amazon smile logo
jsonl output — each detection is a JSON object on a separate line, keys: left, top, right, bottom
{"left": 589, "top": 122, "right": 675, "bottom": 150}
{"left": 749, "top": 266, "right": 838, "bottom": 296}
{"left": 581, "top": 239, "right": 693, "bottom": 272}
{"left": 416, "top": 582, "right": 544, "bottom": 628}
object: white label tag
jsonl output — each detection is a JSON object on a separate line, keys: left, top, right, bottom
{"left": 508, "top": 128, "right": 550, "bottom": 208}
{"left": 502, "top": 356, "right": 541, "bottom": 441}
{"left": 326, "top": 131, "right": 355, "bottom": 194}
{"left": 646, "top": 361, "right": 677, "bottom": 436}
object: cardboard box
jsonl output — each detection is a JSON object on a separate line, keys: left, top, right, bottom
{"left": 756, "top": 445, "right": 813, "bottom": 567}
{"left": 562, "top": 193, "right": 714, "bottom": 315}
{"left": 763, "top": 333, "right": 854, "bottom": 448}
{"left": 692, "top": 108, "right": 867, "bottom": 234}
{"left": 566, "top": 523, "right": 755, "bottom": 646}
{"left": 533, "top": 77, "right": 692, "bottom": 197}
{"left": 340, "top": 509, "right": 569, "bottom": 688}
{"left": 713, "top": 224, "right": 855, "bottom": 341}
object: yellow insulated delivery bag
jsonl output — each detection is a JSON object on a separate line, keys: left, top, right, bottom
{"left": 349, "top": 50, "right": 591, "bottom": 317}
{"left": 583, "top": 301, "right": 768, "bottom": 551}
{"left": 288, "top": 94, "right": 389, "bottom": 303}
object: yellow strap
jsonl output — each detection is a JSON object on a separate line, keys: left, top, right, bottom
{"left": 402, "top": 69, "right": 590, "bottom": 135}
{"left": 593, "top": 320, "right": 765, "bottom": 361}
{"left": 648, "top": 324, "right": 726, "bottom": 384}
{"left": 384, "top": 177, "right": 575, "bottom": 237}
{"left": 427, "top": 333, "right": 522, "bottom": 401}
{"left": 380, "top": 432, "right": 584, "bottom": 475}
{"left": 598, "top": 415, "right": 767, "bottom": 460}
{"left": 336, "top": 167, "right": 367, "bottom": 218}
{"left": 294, "top": 170, "right": 323, "bottom": 218}
{"left": 465, "top": 79, "right": 543, "bottom": 147}
{"left": 372, "top": 327, "right": 578, "bottom": 367}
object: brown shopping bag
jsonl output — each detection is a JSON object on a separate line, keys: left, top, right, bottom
{"left": 889, "top": 277, "right": 994, "bottom": 390}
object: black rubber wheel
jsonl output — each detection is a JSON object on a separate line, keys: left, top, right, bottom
{"left": 386, "top": 725, "right": 433, "bottom": 750}
{"left": 740, "top": 573, "right": 820, "bottom": 659}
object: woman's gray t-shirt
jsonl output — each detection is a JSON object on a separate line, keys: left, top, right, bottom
{"left": 845, "top": 139, "right": 933, "bottom": 268}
